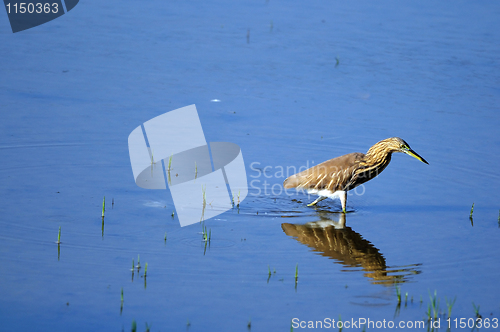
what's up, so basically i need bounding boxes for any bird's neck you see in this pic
[362,148,392,170]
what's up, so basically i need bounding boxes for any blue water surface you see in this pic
[0,0,499,331]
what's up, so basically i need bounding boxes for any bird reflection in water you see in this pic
[281,212,421,285]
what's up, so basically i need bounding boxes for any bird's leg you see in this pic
[339,191,347,213]
[307,196,327,207]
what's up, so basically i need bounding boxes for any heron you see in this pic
[283,137,428,212]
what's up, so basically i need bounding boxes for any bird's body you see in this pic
[283,137,428,212]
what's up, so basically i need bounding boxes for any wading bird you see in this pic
[283,137,428,212]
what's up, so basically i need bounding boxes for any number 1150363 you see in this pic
[447,317,498,329]
[5,2,59,14]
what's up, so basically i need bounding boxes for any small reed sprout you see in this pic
[167,154,172,172]
[395,285,401,304]
[202,185,206,206]
[56,226,61,244]
[338,315,343,332]
[164,232,167,241]
[445,296,457,317]
[470,203,474,218]
[167,154,173,185]
[268,265,271,277]
[131,320,136,332]
[472,302,481,318]
[102,196,105,218]
[295,263,298,284]
[429,290,439,320]
[144,263,148,277]
[131,259,134,271]
[200,185,207,221]
[121,288,124,303]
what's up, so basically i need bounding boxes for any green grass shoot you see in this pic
[429,290,439,320]
[295,263,298,283]
[395,285,401,303]
[200,185,207,222]
[102,196,105,218]
[445,296,457,317]
[202,185,206,206]
[472,302,481,318]
[164,232,167,241]
[338,315,343,332]
[268,265,271,277]
[144,262,148,277]
[57,226,61,244]
[470,202,474,218]
[168,154,172,171]
[132,259,134,271]
[150,148,155,164]
[121,288,123,303]
[426,304,432,321]
[131,320,136,332]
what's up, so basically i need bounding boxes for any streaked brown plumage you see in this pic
[283,137,428,212]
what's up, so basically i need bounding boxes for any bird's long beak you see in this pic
[404,148,429,165]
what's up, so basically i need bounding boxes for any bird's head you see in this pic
[387,137,429,164]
